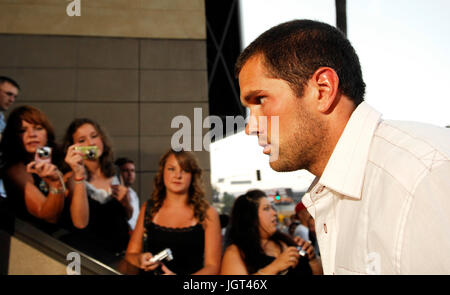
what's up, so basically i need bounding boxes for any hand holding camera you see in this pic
[294,237,315,260]
[74,146,98,160]
[65,144,98,179]
[27,147,63,187]
[148,248,173,263]
[139,249,174,272]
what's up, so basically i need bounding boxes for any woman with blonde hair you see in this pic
[125,149,221,275]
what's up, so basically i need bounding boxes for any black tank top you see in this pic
[255,252,312,276]
[142,203,205,275]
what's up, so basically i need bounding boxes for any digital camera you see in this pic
[297,246,307,257]
[35,146,52,163]
[149,248,174,263]
[74,146,98,160]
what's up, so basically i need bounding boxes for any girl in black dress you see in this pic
[221,189,323,275]
[124,149,221,275]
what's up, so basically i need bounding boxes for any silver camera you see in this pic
[35,146,52,163]
[149,248,173,263]
[297,246,307,257]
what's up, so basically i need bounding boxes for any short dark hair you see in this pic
[235,19,365,106]
[114,157,134,167]
[0,76,20,90]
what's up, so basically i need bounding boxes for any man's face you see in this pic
[0,82,19,111]
[239,55,325,173]
[120,162,136,187]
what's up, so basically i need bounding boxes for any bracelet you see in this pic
[49,171,66,195]
[73,175,85,183]
[49,186,66,195]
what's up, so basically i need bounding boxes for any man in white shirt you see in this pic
[236,19,450,274]
[115,157,140,231]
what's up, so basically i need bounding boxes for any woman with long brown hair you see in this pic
[61,118,131,263]
[125,149,222,275]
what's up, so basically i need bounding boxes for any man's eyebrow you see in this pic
[242,90,264,104]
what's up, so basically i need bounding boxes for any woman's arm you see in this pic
[64,145,89,229]
[220,244,250,275]
[6,162,65,223]
[308,257,323,275]
[221,243,300,275]
[125,203,145,267]
[294,237,323,275]
[192,206,222,275]
[125,202,160,272]
[65,171,89,229]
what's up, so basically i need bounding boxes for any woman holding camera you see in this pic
[61,118,131,263]
[124,149,222,275]
[0,106,66,233]
[220,189,323,275]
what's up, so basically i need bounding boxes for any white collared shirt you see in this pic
[302,102,450,274]
[127,187,140,230]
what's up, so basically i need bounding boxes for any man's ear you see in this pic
[311,67,339,113]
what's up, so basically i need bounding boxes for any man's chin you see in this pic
[268,158,298,172]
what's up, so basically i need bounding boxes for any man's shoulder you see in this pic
[367,119,450,192]
[373,119,450,163]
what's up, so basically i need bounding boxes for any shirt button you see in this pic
[316,186,325,194]
[324,223,328,234]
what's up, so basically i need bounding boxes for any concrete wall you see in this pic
[0,0,211,203]
[0,0,205,39]
[8,236,67,275]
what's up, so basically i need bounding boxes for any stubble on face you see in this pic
[239,54,329,176]
[269,89,328,174]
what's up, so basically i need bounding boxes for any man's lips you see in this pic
[263,144,271,155]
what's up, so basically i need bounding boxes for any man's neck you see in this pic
[310,97,356,177]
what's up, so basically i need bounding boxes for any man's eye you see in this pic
[259,97,267,104]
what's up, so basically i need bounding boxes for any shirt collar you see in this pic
[317,102,382,199]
